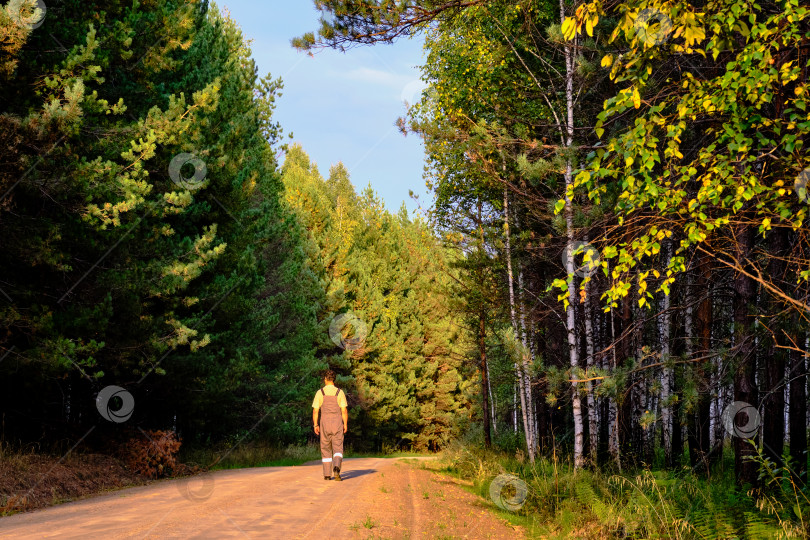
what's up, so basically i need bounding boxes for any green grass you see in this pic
[428,441,810,539]
[350,514,378,531]
[362,514,377,529]
[180,443,322,470]
[347,450,429,459]
[181,443,432,471]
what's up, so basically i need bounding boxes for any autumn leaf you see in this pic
[561,17,577,41]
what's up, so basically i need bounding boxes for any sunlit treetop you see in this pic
[291,0,487,52]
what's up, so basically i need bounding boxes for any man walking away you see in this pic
[312,370,348,480]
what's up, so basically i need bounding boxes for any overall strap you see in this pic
[322,387,339,398]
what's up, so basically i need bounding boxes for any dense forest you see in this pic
[293,0,810,536]
[0,0,468,454]
[3,0,810,536]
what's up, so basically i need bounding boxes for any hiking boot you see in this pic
[333,468,342,481]
[324,476,331,480]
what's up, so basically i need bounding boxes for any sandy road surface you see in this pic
[0,457,523,539]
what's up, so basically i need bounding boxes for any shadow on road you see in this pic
[338,468,376,481]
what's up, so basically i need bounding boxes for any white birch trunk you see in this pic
[659,241,673,466]
[565,202,584,470]
[561,0,583,468]
[684,271,695,450]
[584,245,598,463]
[504,187,536,461]
[515,212,538,456]
[517,267,538,455]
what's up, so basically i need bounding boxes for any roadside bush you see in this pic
[123,430,182,479]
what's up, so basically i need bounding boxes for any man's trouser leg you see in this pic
[332,429,344,471]
[320,432,334,476]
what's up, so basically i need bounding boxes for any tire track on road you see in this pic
[407,467,423,539]
[299,458,383,539]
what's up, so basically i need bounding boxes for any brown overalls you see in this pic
[318,387,344,477]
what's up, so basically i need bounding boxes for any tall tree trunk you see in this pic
[477,199,492,449]
[560,0,584,470]
[609,303,621,468]
[789,338,807,483]
[659,241,673,467]
[678,269,696,465]
[671,367,684,465]
[711,349,724,449]
[503,186,535,461]
[584,272,598,463]
[480,308,492,449]
[564,200,584,469]
[537,374,549,454]
[517,267,538,455]
[763,229,787,465]
[633,300,650,464]
[618,297,634,467]
[789,281,807,484]
[593,306,607,462]
[487,360,497,435]
[690,251,712,470]
[733,225,758,486]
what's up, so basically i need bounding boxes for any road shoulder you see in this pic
[331,458,526,539]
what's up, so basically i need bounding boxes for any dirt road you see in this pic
[0,457,523,539]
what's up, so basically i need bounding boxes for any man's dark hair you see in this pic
[323,369,336,383]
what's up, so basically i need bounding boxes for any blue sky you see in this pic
[219,1,430,215]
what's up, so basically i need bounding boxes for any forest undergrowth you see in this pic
[437,440,810,539]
